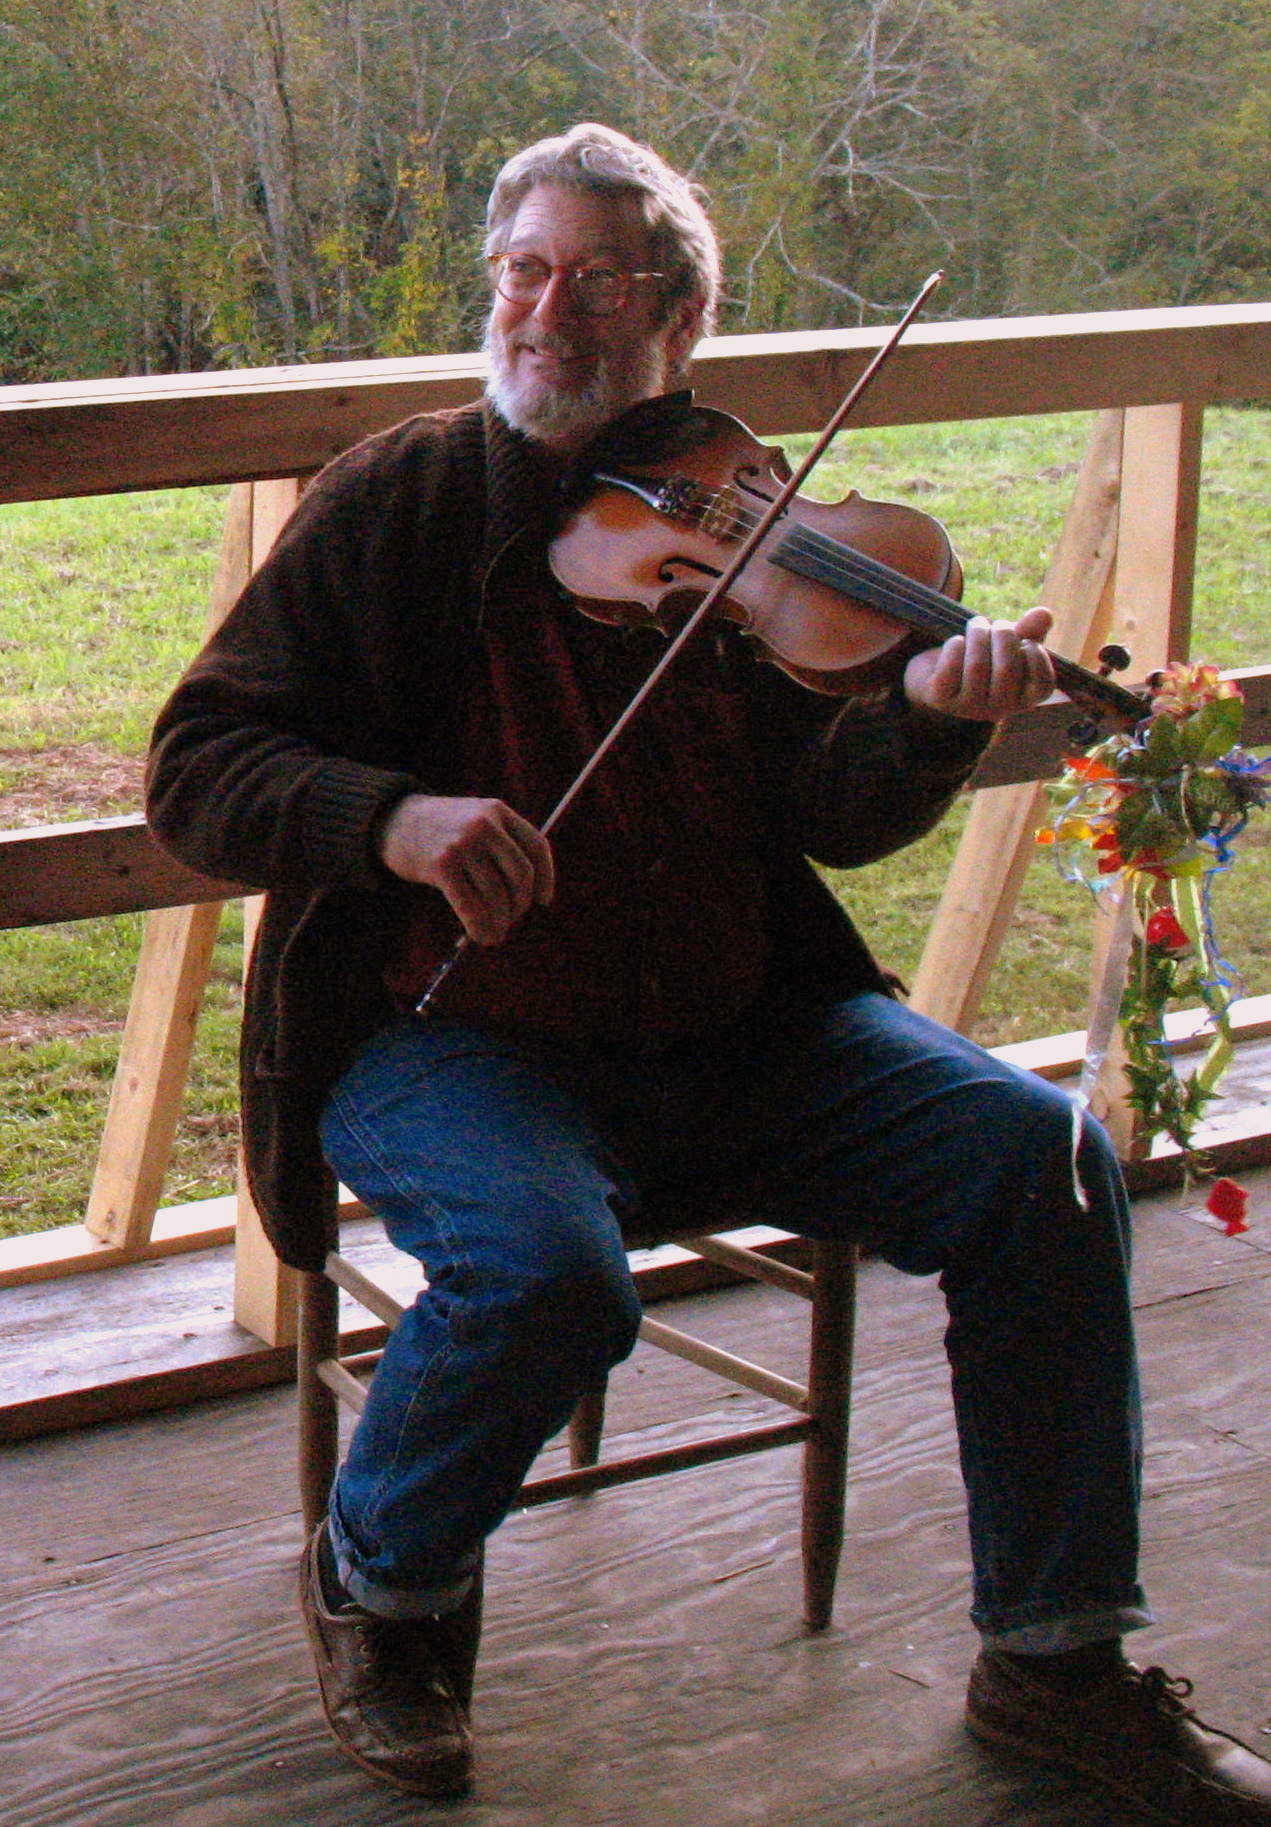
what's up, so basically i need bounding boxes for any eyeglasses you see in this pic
[488,252,666,318]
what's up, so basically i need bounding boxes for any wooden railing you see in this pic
[5,303,1269,500]
[2,302,1269,1356]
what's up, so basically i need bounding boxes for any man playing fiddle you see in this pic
[146,123,1271,1822]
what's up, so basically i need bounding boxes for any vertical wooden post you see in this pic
[1106,402,1202,667]
[231,479,303,1346]
[247,474,303,568]
[85,483,254,1246]
[1083,402,1204,1153]
[908,410,1125,1032]
[231,888,301,1346]
[88,475,306,1348]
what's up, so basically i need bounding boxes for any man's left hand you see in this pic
[902,607,1055,723]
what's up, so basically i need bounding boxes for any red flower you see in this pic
[1149,661,1242,720]
[1145,908,1191,952]
[1065,753,1119,782]
[1206,1177,1249,1236]
[1092,829,1125,872]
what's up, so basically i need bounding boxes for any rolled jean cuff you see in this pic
[328,1513,479,1621]
[979,1603,1155,1656]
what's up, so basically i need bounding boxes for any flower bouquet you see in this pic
[1038,662,1269,1232]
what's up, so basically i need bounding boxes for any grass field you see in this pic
[0,407,1267,1235]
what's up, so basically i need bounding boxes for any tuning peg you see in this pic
[1066,714,1102,748]
[1096,643,1132,676]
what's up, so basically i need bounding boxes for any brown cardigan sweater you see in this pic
[146,395,990,1269]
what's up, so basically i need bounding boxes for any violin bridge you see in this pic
[696,482,745,544]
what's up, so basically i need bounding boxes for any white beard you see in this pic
[483,315,670,446]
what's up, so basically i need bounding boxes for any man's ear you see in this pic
[663,295,706,380]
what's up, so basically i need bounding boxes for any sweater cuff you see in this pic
[889,686,995,785]
[295,758,422,893]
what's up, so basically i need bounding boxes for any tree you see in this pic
[952,0,1271,313]
[0,0,1265,379]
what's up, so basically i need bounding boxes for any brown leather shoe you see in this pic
[298,1522,481,1796]
[967,1649,1271,1825]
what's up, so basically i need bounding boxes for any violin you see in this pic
[550,404,1145,730]
[415,278,1141,1016]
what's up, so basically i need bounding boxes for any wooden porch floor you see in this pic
[2,1169,1268,1827]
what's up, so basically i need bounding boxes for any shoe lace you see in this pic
[1136,1666,1197,1719]
[354,1614,389,1667]
[353,1613,454,1701]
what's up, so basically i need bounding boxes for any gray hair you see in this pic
[484,123,721,336]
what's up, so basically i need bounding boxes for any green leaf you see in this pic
[1193,696,1244,760]
[1145,714,1183,767]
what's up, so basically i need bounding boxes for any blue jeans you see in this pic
[318,991,1151,1650]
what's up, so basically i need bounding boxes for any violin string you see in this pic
[781,524,971,639]
[686,477,1133,714]
[692,483,970,642]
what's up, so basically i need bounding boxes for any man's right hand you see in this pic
[377,794,555,946]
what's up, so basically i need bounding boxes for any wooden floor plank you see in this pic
[1,1173,1267,1826]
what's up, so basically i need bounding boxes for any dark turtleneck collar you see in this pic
[479,389,718,554]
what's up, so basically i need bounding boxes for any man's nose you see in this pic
[531,269,582,327]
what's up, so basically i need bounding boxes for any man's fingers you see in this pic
[1013,604,1054,644]
[903,609,1057,722]
[450,809,555,945]
[1020,634,1056,703]
[377,795,554,944]
[434,805,554,945]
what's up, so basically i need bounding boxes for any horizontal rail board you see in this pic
[0,817,244,929]
[971,665,1271,787]
[2,304,1267,503]
[0,666,1263,929]
[694,304,1271,440]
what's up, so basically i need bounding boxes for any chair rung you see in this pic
[637,1314,809,1411]
[517,1416,811,1507]
[324,1251,407,1329]
[338,1348,385,1375]
[680,1235,814,1299]
[317,1356,369,1413]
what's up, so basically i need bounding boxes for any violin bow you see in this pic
[415,270,946,1014]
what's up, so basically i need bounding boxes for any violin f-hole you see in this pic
[735,463,783,509]
[657,555,722,587]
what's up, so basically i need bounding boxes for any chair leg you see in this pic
[801,1240,857,1632]
[297,1269,341,1534]
[568,1379,608,1468]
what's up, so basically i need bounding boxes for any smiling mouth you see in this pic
[518,339,588,363]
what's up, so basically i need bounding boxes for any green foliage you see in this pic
[368,157,464,357]
[1119,927,1218,1158]
[1,0,1267,379]
[952,0,1271,312]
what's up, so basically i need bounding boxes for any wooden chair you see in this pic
[297,1188,858,1631]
